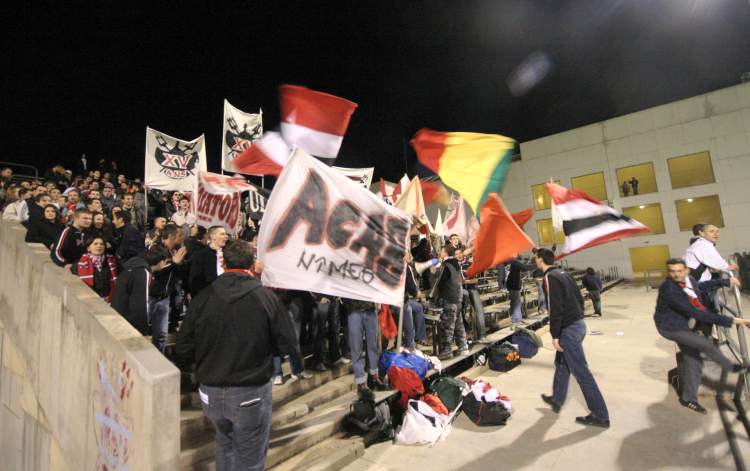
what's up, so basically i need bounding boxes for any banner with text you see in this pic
[246,185,270,221]
[196,172,257,235]
[145,127,207,192]
[333,166,374,189]
[258,149,412,305]
[222,100,263,173]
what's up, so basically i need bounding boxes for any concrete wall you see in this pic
[0,221,180,470]
[505,82,750,277]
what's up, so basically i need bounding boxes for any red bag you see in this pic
[387,366,425,409]
[421,393,449,416]
[379,304,397,340]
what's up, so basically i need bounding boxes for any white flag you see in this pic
[195,172,257,235]
[333,166,375,189]
[145,127,207,192]
[258,148,412,305]
[222,100,263,173]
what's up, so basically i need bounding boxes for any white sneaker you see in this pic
[291,371,313,381]
[336,356,352,365]
[272,376,283,386]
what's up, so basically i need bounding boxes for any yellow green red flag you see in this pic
[411,128,516,220]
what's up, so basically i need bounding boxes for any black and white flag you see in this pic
[145,127,207,192]
[222,100,263,173]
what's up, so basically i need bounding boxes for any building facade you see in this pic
[502,82,750,278]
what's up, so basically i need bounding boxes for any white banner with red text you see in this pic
[258,148,412,306]
[195,172,258,235]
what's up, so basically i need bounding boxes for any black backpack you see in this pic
[488,342,521,372]
[342,389,392,436]
[462,393,511,426]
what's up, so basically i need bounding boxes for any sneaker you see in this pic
[678,399,707,414]
[541,394,561,413]
[438,350,453,361]
[272,376,283,386]
[335,356,352,365]
[292,371,313,381]
[368,375,388,391]
[314,362,328,372]
[575,414,610,428]
[458,347,470,355]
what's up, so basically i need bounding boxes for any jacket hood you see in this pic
[212,272,262,303]
[123,256,149,271]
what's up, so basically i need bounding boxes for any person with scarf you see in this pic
[654,258,748,414]
[71,236,119,303]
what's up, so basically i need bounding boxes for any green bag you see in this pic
[428,375,466,412]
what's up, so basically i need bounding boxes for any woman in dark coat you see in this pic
[25,204,64,249]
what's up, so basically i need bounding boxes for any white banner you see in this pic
[259,149,412,305]
[145,127,207,192]
[332,166,374,189]
[222,100,263,173]
[195,172,257,235]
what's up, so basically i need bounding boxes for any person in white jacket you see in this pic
[684,224,737,282]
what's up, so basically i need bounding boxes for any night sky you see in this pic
[4,1,750,182]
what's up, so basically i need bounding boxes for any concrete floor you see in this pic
[343,282,750,471]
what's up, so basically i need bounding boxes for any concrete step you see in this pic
[269,435,365,471]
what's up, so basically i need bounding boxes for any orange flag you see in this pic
[465,194,535,278]
[512,208,533,228]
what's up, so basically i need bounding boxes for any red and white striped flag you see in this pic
[546,182,648,258]
[233,85,358,176]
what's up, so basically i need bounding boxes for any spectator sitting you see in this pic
[112,210,144,263]
[25,204,64,249]
[51,208,93,267]
[71,236,119,303]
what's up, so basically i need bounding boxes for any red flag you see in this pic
[465,194,535,278]
[421,179,451,206]
[379,304,398,340]
[512,208,533,228]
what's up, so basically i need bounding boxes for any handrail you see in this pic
[0,161,39,180]
[713,261,749,401]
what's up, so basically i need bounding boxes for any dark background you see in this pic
[3,1,750,181]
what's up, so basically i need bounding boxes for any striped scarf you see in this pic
[76,254,118,303]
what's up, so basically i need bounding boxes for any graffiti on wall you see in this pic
[92,353,134,470]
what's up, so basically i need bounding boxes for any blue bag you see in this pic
[378,351,431,379]
[512,331,539,358]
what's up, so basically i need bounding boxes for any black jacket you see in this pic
[175,272,299,387]
[435,258,463,304]
[50,226,89,266]
[189,246,220,296]
[653,277,733,332]
[114,224,144,262]
[111,257,151,335]
[404,264,419,302]
[543,267,585,339]
[507,259,534,291]
[582,274,603,292]
[25,219,64,248]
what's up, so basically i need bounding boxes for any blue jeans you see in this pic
[552,320,609,420]
[199,382,272,471]
[509,290,522,323]
[407,300,426,344]
[148,297,170,352]
[348,309,379,385]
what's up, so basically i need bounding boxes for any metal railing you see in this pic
[0,161,39,180]
[714,267,750,402]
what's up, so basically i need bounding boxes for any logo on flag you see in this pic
[333,166,374,189]
[258,149,411,306]
[145,128,207,192]
[222,100,263,173]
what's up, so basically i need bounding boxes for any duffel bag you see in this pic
[512,330,539,358]
[488,342,521,372]
[426,375,466,412]
[462,393,511,426]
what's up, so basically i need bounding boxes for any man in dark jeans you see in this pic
[176,240,299,470]
[536,248,610,428]
[582,267,603,316]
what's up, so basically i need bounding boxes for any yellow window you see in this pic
[531,180,560,211]
[536,218,566,246]
[571,172,608,201]
[667,151,715,189]
[622,203,665,235]
[675,195,724,232]
[629,245,671,279]
[616,162,657,197]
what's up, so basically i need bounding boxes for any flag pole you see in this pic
[395,301,405,352]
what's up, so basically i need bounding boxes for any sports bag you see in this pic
[379,351,431,379]
[462,393,511,426]
[342,388,392,435]
[488,342,521,372]
[512,329,540,358]
[427,375,466,412]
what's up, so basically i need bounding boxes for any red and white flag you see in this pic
[233,85,358,176]
[546,182,648,258]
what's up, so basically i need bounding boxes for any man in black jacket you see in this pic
[112,211,144,263]
[582,267,603,316]
[50,208,92,266]
[111,245,171,336]
[432,244,468,359]
[175,240,298,470]
[188,225,228,296]
[148,225,187,352]
[536,248,610,428]
[654,258,748,413]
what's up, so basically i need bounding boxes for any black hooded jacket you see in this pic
[175,272,299,387]
[111,257,151,335]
